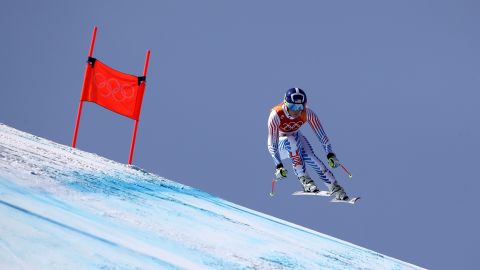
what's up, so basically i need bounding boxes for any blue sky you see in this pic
[1,1,479,269]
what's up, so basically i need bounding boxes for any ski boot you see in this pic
[329,182,349,200]
[298,175,319,192]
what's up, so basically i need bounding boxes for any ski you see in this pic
[292,190,332,197]
[330,197,360,204]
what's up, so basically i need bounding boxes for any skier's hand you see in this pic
[327,153,340,168]
[275,164,288,180]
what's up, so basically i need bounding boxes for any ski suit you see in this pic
[267,102,337,186]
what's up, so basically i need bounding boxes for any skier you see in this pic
[267,87,349,200]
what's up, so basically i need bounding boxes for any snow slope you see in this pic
[0,124,425,270]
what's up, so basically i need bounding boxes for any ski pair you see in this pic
[292,190,360,204]
[270,179,360,204]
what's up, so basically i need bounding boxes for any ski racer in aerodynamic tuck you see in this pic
[267,87,350,201]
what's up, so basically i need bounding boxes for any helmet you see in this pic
[284,87,307,105]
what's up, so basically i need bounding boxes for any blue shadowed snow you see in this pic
[0,124,426,270]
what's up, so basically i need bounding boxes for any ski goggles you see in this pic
[285,101,304,112]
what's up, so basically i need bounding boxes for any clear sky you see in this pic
[1,1,479,269]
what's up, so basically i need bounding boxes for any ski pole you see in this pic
[340,164,353,178]
[269,177,276,197]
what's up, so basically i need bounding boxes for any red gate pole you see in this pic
[72,26,98,148]
[128,50,150,165]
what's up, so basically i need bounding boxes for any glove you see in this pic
[274,164,288,180]
[327,152,340,168]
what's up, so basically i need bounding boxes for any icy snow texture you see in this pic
[0,124,425,270]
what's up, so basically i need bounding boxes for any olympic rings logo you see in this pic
[93,73,136,102]
[281,121,304,131]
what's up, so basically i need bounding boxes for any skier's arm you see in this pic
[267,110,283,167]
[307,108,334,154]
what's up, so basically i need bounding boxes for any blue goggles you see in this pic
[285,101,304,112]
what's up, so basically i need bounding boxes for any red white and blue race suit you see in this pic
[267,102,337,186]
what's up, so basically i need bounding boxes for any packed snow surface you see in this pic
[0,124,425,269]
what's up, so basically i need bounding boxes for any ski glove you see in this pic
[327,152,340,168]
[275,164,288,180]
